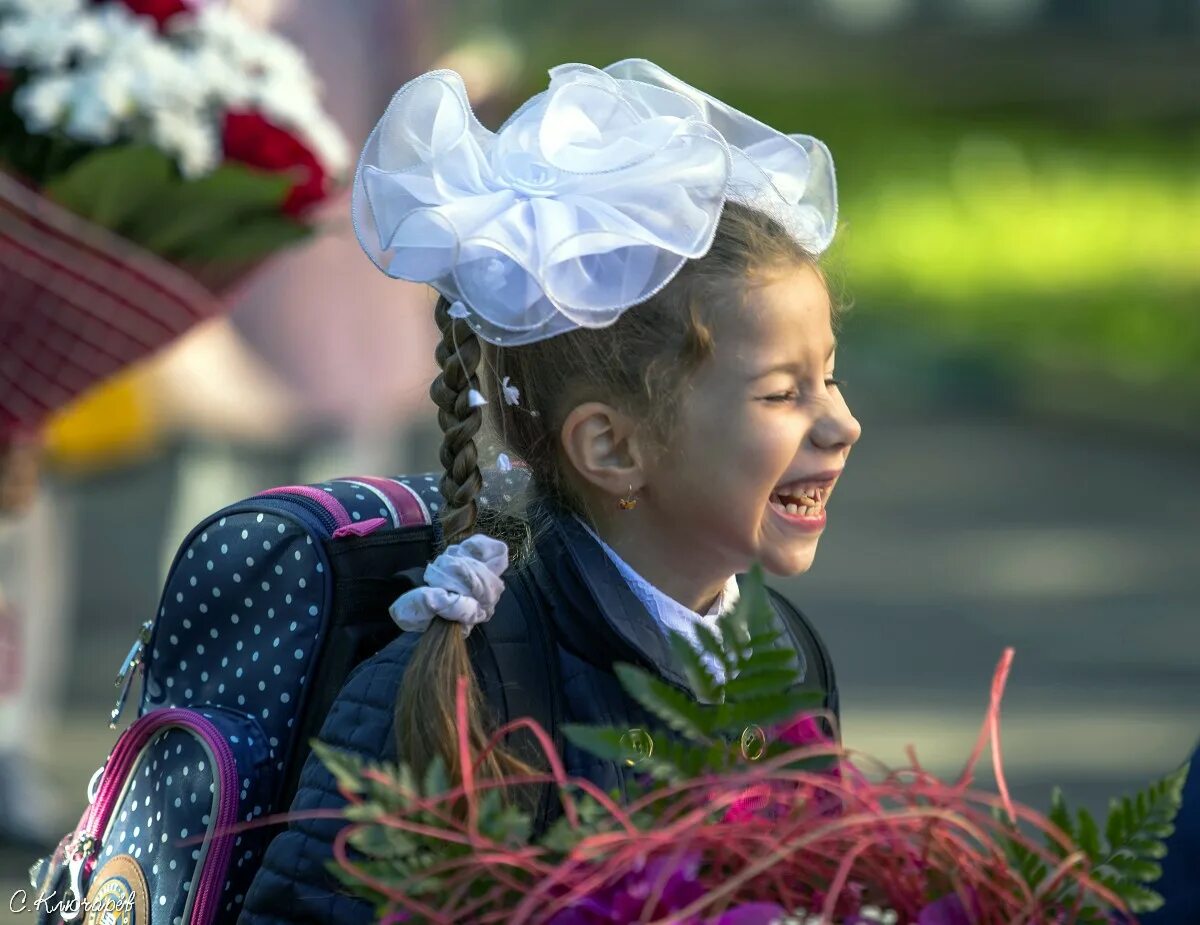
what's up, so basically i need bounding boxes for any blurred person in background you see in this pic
[223,0,520,467]
[0,434,68,851]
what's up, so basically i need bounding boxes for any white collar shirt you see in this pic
[572,514,739,686]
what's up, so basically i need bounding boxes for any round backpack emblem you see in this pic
[84,854,150,925]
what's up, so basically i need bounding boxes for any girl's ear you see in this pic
[559,400,648,498]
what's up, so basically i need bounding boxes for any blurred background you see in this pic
[1,0,1198,916]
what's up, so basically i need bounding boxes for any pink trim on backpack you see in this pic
[65,708,238,925]
[355,476,432,526]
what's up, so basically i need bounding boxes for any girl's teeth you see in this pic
[772,489,828,518]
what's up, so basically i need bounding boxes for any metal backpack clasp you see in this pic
[110,619,153,729]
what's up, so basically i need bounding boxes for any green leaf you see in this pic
[310,740,368,795]
[1077,807,1102,861]
[995,823,1050,891]
[481,800,534,848]
[43,145,177,233]
[634,734,729,782]
[691,620,732,677]
[346,823,418,859]
[343,803,387,823]
[712,689,824,733]
[667,631,722,703]
[1122,883,1167,914]
[743,629,787,651]
[612,662,715,739]
[1127,836,1168,860]
[1042,761,1189,913]
[1047,786,1073,854]
[538,814,582,854]
[561,724,635,765]
[423,755,450,797]
[179,212,310,264]
[127,162,292,257]
[731,647,802,679]
[723,667,804,700]
[1119,859,1163,883]
[729,564,775,641]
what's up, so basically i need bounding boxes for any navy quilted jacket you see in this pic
[237,500,838,924]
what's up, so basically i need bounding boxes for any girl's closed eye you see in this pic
[762,379,846,404]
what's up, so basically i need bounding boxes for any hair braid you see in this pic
[430,295,484,547]
[394,296,540,794]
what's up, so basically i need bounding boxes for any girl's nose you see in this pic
[811,398,862,451]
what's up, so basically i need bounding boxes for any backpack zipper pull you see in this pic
[61,832,97,921]
[110,620,153,729]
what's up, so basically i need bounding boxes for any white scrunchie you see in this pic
[388,533,509,638]
[352,58,837,348]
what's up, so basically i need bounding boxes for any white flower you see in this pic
[496,453,513,473]
[1,0,349,184]
[0,0,81,13]
[148,105,218,178]
[13,73,71,131]
[501,376,520,406]
[182,43,252,108]
[63,81,122,143]
[0,11,95,69]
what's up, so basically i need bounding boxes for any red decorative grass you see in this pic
[279,648,1130,924]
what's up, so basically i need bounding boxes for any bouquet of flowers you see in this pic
[0,0,350,434]
[310,566,1187,925]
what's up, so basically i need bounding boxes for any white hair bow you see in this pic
[352,58,837,348]
[388,534,509,637]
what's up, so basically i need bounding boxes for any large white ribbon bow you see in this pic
[352,58,837,348]
[388,533,509,637]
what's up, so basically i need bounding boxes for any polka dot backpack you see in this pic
[29,467,531,925]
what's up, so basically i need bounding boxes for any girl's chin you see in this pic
[760,541,819,578]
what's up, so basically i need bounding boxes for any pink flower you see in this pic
[773,712,832,747]
[722,783,778,824]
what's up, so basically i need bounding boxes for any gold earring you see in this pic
[618,485,638,510]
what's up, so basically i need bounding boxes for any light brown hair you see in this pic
[393,201,837,784]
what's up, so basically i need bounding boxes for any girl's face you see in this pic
[642,263,862,586]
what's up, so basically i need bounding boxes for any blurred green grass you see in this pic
[501,7,1200,405]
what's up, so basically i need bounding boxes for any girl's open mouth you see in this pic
[769,485,826,518]
[769,482,831,530]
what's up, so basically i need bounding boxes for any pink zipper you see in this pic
[332,517,388,538]
[70,708,239,925]
[258,485,352,530]
[352,476,432,526]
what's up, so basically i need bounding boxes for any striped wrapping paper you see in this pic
[0,170,224,437]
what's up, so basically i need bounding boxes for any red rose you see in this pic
[99,0,195,29]
[221,110,329,217]
[0,70,13,96]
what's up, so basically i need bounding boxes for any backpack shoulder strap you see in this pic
[765,586,841,728]
[473,560,562,835]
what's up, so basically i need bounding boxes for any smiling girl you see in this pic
[239,59,861,924]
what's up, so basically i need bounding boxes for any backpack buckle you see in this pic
[109,620,153,729]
